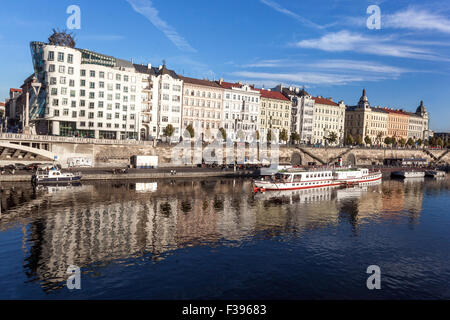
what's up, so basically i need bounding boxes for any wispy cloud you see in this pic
[244,58,410,74]
[385,7,450,34]
[230,71,390,86]
[294,30,450,61]
[126,0,196,53]
[259,0,326,30]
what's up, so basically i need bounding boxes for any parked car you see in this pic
[14,163,27,170]
[37,163,55,170]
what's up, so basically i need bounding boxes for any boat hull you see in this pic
[31,176,82,184]
[254,173,382,191]
[391,171,425,179]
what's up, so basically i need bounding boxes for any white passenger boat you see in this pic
[425,170,446,178]
[253,167,382,192]
[391,171,425,179]
[31,168,82,184]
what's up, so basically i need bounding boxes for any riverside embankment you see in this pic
[0,167,257,182]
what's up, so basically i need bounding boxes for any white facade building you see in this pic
[135,64,183,141]
[30,42,146,139]
[218,80,260,142]
[312,96,346,145]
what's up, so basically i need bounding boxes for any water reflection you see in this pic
[0,177,448,293]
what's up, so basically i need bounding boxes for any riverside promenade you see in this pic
[0,166,257,182]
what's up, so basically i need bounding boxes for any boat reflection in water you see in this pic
[0,176,446,296]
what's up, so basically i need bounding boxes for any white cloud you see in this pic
[243,58,410,74]
[385,7,450,34]
[310,59,410,74]
[126,0,196,53]
[294,30,449,61]
[230,71,389,86]
[259,0,325,30]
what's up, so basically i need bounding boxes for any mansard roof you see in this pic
[179,76,222,88]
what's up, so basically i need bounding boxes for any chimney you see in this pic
[147,63,152,69]
[219,78,224,84]
[158,65,162,70]
[289,86,294,91]
[328,97,333,101]
[268,89,271,91]
[295,87,300,94]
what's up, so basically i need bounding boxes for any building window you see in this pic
[81,69,86,77]
[59,66,65,73]
[57,52,64,62]
[48,51,54,61]
[49,64,55,72]
[90,70,95,77]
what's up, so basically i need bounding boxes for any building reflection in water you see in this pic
[0,176,443,292]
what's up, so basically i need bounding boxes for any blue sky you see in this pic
[0,0,449,131]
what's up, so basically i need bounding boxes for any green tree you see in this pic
[355,134,363,146]
[280,129,289,143]
[218,127,226,140]
[326,132,338,145]
[346,134,354,146]
[391,136,397,146]
[163,124,175,143]
[407,137,415,148]
[364,135,372,146]
[291,132,300,144]
[185,124,194,139]
[399,137,406,147]
[437,137,444,147]
[267,129,272,143]
[384,136,392,146]
[376,132,383,145]
[417,138,423,147]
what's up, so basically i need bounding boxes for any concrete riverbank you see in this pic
[0,168,256,182]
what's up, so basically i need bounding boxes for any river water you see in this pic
[0,177,449,299]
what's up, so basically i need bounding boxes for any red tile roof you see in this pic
[381,108,409,116]
[10,88,22,93]
[312,96,338,106]
[216,81,242,89]
[0,102,5,106]
[179,76,222,88]
[256,89,290,101]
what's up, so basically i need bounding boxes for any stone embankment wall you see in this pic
[50,141,450,167]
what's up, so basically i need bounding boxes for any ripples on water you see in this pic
[0,177,449,299]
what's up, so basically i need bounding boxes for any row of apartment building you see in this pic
[2,40,430,145]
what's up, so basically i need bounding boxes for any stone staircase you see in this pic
[296,146,326,165]
[328,148,352,164]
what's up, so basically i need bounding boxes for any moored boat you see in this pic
[31,168,82,184]
[425,170,446,178]
[253,167,382,192]
[391,171,425,179]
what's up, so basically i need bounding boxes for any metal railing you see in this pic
[0,133,154,146]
